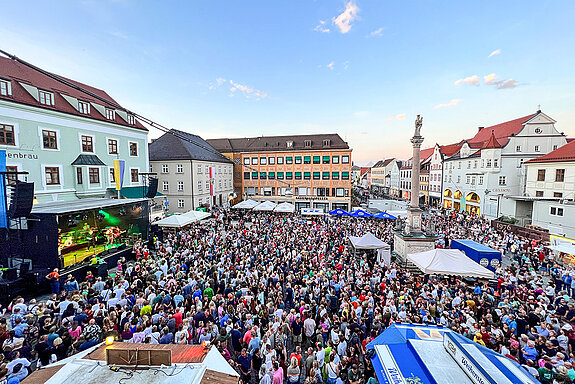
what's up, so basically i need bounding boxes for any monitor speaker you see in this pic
[8,182,34,218]
[4,268,17,281]
[145,179,158,198]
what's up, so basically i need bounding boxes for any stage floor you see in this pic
[62,243,124,268]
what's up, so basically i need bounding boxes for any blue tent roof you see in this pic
[373,211,397,220]
[349,209,373,218]
[329,208,349,216]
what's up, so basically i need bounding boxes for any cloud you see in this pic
[332,1,360,34]
[385,118,393,123]
[434,99,464,109]
[216,77,226,86]
[108,30,128,40]
[229,80,269,99]
[368,27,384,37]
[483,73,498,85]
[497,79,518,89]
[343,61,349,70]
[488,49,501,58]
[454,75,480,86]
[395,114,406,120]
[327,61,335,70]
[314,20,330,33]
[483,73,519,89]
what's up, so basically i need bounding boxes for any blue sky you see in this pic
[2,0,574,163]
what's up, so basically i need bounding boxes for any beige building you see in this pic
[149,130,234,213]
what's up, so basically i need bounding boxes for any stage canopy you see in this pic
[367,324,537,384]
[232,199,259,209]
[274,202,295,213]
[349,209,373,218]
[329,208,349,216]
[349,233,391,266]
[182,210,211,222]
[154,214,194,228]
[373,211,397,220]
[407,249,494,279]
[253,201,277,211]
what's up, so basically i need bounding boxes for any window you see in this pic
[286,157,293,164]
[178,181,184,191]
[277,172,284,179]
[295,172,302,180]
[467,161,471,169]
[516,145,521,152]
[243,172,250,180]
[76,168,83,184]
[127,114,136,125]
[252,157,258,165]
[108,139,118,154]
[479,176,483,185]
[81,135,93,152]
[5,166,17,186]
[105,108,115,120]
[78,101,90,114]
[336,188,345,197]
[286,172,293,180]
[498,176,506,185]
[277,157,283,165]
[205,180,210,189]
[178,200,185,209]
[197,165,202,174]
[466,176,470,184]
[0,124,15,146]
[550,207,564,216]
[45,167,60,185]
[332,156,339,164]
[535,191,543,197]
[38,90,54,105]
[474,161,477,169]
[268,157,275,165]
[268,172,275,179]
[312,172,320,180]
[313,156,320,164]
[295,156,302,164]
[129,142,138,156]
[342,155,350,164]
[260,172,267,180]
[88,168,100,184]
[332,172,340,180]
[458,162,461,169]
[197,181,202,191]
[42,130,57,149]
[494,159,498,167]
[304,172,311,180]
[109,168,115,183]
[131,169,139,183]
[304,156,311,164]
[341,172,350,180]
[537,169,546,181]
[556,169,565,182]
[457,176,461,183]
[304,140,312,148]
[553,145,558,151]
[252,172,258,180]
[534,145,540,152]
[323,139,331,147]
[0,79,11,96]
[260,157,267,165]
[176,164,183,173]
[554,192,563,198]
[162,164,169,173]
[322,172,330,180]
[243,158,250,165]
[486,159,492,167]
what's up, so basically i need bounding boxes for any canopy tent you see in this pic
[154,214,194,228]
[329,208,350,216]
[273,202,295,213]
[182,210,211,222]
[407,249,494,279]
[253,201,277,211]
[373,211,397,220]
[366,324,537,384]
[549,243,575,256]
[349,209,373,218]
[349,232,391,266]
[232,199,259,209]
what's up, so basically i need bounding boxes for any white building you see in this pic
[399,148,433,203]
[442,111,567,219]
[389,159,402,198]
[149,129,234,213]
[371,158,395,196]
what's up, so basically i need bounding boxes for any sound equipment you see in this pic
[19,262,30,275]
[4,268,17,281]
[145,179,158,198]
[8,182,34,218]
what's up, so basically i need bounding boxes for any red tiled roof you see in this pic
[483,130,503,149]
[468,114,534,147]
[525,140,575,163]
[567,138,574,143]
[440,142,464,157]
[0,56,147,131]
[420,147,434,162]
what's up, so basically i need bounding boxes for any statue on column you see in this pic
[414,115,423,137]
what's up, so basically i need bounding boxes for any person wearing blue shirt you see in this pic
[522,340,538,362]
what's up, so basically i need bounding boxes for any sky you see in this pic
[2,0,575,164]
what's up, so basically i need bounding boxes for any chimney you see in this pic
[478,126,484,132]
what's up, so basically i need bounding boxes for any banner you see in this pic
[0,150,6,228]
[113,159,125,191]
[209,166,214,196]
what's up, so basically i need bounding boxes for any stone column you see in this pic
[410,136,424,209]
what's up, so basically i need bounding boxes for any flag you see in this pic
[113,159,125,191]
[0,150,6,228]
[209,166,214,196]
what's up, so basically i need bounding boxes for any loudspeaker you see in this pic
[5,268,17,281]
[8,182,34,218]
[145,179,158,198]
[19,262,30,275]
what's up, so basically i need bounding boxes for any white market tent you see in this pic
[407,249,494,279]
[349,232,392,266]
[182,210,211,222]
[274,202,295,213]
[232,199,259,209]
[253,201,277,211]
[154,214,195,228]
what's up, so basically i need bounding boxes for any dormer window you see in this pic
[323,139,331,147]
[127,114,136,125]
[0,79,11,96]
[286,140,293,148]
[38,90,54,105]
[105,108,115,120]
[78,101,90,114]
[304,140,312,148]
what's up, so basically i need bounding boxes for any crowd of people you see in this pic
[0,208,574,384]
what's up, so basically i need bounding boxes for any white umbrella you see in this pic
[407,249,494,279]
[253,201,277,211]
[182,210,211,222]
[232,199,259,209]
[273,202,295,213]
[154,214,194,228]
